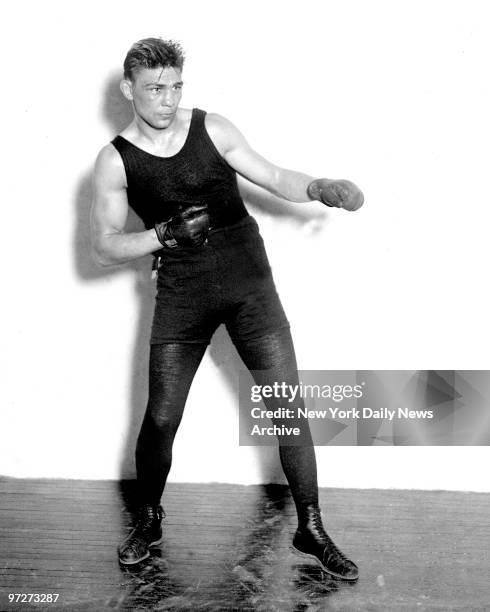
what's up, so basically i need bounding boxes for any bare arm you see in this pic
[205,113,316,202]
[90,144,162,266]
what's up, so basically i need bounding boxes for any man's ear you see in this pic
[120,79,134,101]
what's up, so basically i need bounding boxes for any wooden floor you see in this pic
[0,479,489,611]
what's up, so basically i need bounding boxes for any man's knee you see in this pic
[145,401,183,434]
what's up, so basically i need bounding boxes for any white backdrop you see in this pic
[1,0,489,491]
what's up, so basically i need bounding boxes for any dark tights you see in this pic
[136,328,318,516]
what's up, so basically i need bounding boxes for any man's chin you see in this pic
[155,114,175,127]
[142,114,175,130]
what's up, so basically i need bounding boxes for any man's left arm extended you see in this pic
[205,113,364,211]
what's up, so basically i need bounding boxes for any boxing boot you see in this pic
[118,504,164,565]
[292,504,359,581]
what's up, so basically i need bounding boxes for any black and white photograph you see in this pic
[1,1,489,610]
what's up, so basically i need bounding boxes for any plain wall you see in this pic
[1,0,489,491]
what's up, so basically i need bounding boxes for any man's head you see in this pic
[121,38,185,130]
[123,38,185,82]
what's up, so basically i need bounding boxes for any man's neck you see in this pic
[120,107,193,157]
[132,111,182,146]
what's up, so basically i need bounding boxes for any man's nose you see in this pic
[163,89,174,106]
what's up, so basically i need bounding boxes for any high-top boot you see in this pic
[118,504,164,565]
[292,504,359,581]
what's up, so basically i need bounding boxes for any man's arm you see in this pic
[90,144,161,266]
[205,113,313,202]
[205,113,364,210]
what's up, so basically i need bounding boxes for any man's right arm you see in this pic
[90,144,162,266]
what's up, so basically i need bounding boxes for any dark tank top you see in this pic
[111,108,248,229]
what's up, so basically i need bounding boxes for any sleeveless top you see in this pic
[111,108,249,229]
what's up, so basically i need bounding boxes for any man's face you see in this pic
[124,66,183,130]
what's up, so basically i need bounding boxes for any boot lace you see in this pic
[310,510,348,562]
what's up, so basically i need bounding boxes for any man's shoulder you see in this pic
[204,111,234,132]
[93,142,126,186]
[95,142,124,168]
[203,112,243,153]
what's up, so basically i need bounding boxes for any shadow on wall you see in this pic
[73,70,137,282]
[74,69,329,490]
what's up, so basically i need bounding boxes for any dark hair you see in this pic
[123,38,185,80]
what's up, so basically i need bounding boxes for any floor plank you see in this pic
[0,478,489,610]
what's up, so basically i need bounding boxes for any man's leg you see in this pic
[233,328,358,580]
[118,342,207,565]
[233,329,318,510]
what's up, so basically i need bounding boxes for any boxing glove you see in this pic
[155,204,210,249]
[307,178,364,211]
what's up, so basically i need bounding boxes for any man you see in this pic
[91,38,363,580]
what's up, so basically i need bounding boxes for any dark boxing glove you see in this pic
[307,178,364,211]
[155,204,210,249]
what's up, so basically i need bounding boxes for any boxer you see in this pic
[91,37,363,580]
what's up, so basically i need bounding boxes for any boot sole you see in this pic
[118,535,164,566]
[290,545,359,581]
